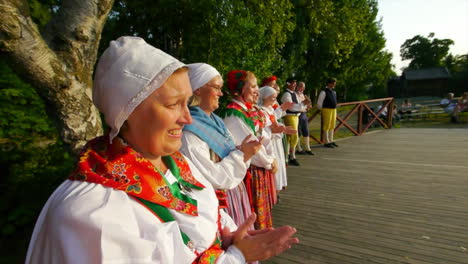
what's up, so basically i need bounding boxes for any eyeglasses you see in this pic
[205,83,223,92]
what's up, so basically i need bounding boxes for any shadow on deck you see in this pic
[265,128,468,264]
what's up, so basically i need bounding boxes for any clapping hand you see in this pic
[222,213,299,262]
[270,122,286,134]
[238,135,263,162]
[284,126,297,135]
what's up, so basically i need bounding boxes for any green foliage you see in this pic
[102,0,295,79]
[0,61,73,259]
[446,54,468,95]
[27,0,61,28]
[400,33,454,69]
[280,0,394,101]
[99,0,393,103]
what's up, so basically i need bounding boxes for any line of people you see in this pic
[26,36,299,264]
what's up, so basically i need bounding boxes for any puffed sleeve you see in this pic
[25,180,196,264]
[224,115,274,169]
[180,131,249,190]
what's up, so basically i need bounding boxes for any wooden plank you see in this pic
[264,128,468,264]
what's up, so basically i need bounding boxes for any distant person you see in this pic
[295,81,314,155]
[391,104,400,124]
[280,78,307,165]
[451,92,468,123]
[399,99,413,119]
[317,78,338,148]
[377,101,388,119]
[440,93,459,123]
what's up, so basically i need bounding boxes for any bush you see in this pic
[0,61,73,262]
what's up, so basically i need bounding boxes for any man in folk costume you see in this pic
[295,81,314,155]
[317,78,339,148]
[222,70,278,230]
[181,63,261,228]
[25,37,298,264]
[280,78,308,166]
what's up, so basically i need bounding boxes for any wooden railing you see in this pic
[307,97,395,144]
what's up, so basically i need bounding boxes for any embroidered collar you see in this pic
[69,136,205,216]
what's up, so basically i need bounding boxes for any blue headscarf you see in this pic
[184,106,236,159]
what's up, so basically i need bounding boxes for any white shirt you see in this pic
[440,98,457,111]
[280,89,306,113]
[316,91,325,109]
[26,157,244,264]
[377,105,388,116]
[180,130,250,190]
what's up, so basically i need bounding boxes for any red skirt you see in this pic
[244,165,275,229]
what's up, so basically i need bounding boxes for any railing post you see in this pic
[387,99,394,128]
[358,103,363,135]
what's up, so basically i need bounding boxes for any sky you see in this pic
[377,0,468,74]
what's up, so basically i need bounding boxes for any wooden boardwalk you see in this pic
[265,128,468,264]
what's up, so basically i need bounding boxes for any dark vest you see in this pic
[284,90,300,114]
[322,88,337,109]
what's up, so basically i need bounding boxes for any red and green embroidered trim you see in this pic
[223,102,256,133]
[69,136,205,216]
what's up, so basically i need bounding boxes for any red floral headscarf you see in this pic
[261,75,277,87]
[226,70,248,96]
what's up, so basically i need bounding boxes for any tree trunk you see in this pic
[0,0,115,153]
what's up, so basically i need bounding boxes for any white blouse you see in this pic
[180,130,250,190]
[25,157,244,264]
[223,100,275,169]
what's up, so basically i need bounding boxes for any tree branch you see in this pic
[44,0,115,84]
[0,0,115,153]
[0,0,63,95]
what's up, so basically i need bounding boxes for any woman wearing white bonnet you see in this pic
[258,86,293,194]
[181,63,260,228]
[25,37,298,264]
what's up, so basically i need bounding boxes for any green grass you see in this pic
[307,109,468,145]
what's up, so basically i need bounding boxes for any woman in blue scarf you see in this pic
[181,63,261,227]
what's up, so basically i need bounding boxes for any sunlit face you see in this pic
[262,93,278,107]
[195,75,223,114]
[273,84,280,93]
[288,81,297,91]
[122,69,192,159]
[297,83,305,93]
[241,77,259,104]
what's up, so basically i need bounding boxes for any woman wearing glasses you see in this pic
[181,63,261,228]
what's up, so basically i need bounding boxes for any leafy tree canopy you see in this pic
[400,33,454,69]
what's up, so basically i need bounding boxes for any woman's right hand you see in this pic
[232,213,299,262]
[271,159,278,174]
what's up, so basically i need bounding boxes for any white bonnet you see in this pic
[258,86,277,106]
[187,63,221,91]
[93,36,185,142]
